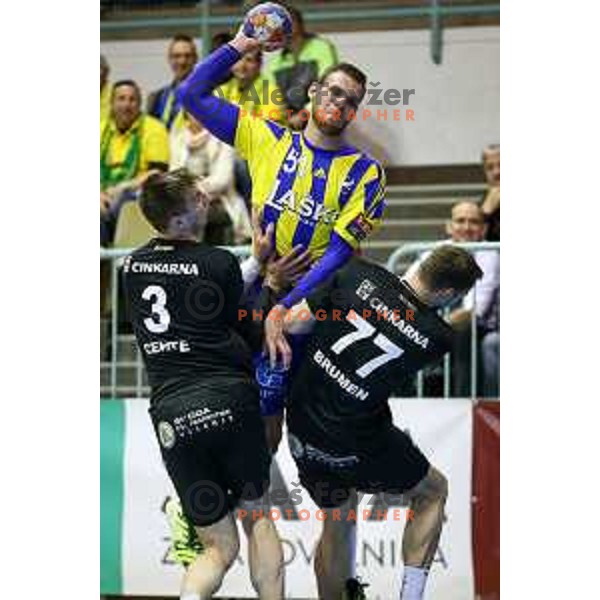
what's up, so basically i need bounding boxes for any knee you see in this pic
[213,530,240,572]
[225,533,241,568]
[258,545,285,583]
[481,331,500,356]
[426,467,449,503]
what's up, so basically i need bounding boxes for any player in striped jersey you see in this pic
[178,29,386,312]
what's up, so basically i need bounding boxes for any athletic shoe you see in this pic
[344,576,370,600]
[165,496,203,567]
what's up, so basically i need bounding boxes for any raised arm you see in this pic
[177,33,260,145]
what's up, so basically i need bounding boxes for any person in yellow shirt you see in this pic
[100,55,111,122]
[218,48,285,123]
[178,35,386,312]
[264,4,339,130]
[100,80,169,245]
[217,48,286,209]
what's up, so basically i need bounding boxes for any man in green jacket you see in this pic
[265,3,339,130]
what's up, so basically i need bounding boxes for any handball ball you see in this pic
[242,2,293,52]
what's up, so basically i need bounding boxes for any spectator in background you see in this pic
[209,32,235,87]
[169,111,252,245]
[212,31,233,52]
[147,35,198,131]
[218,48,285,209]
[265,3,339,130]
[219,48,285,122]
[406,201,500,397]
[100,55,111,122]
[100,80,170,246]
[481,143,500,241]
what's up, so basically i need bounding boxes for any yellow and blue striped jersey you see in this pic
[234,112,386,259]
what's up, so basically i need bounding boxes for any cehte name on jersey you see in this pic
[143,339,191,355]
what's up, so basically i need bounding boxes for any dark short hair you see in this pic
[139,169,199,233]
[418,245,483,293]
[318,63,368,102]
[276,2,304,30]
[211,31,233,51]
[112,79,142,103]
[169,34,198,55]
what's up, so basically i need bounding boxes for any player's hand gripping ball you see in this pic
[242,2,292,52]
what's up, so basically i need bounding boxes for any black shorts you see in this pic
[287,426,430,509]
[150,378,271,526]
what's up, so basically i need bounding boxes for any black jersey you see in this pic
[123,238,259,403]
[288,257,454,453]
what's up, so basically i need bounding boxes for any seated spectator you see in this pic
[218,48,285,122]
[169,111,252,245]
[211,31,233,53]
[217,48,285,209]
[481,143,500,241]
[406,201,500,397]
[212,31,233,51]
[100,55,111,123]
[265,3,339,130]
[100,80,169,246]
[147,35,198,131]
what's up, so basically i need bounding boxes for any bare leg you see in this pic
[239,496,284,600]
[314,490,358,600]
[402,467,448,568]
[181,512,240,599]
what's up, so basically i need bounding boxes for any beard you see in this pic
[311,101,349,137]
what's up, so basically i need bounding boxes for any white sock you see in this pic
[400,565,429,600]
[180,594,201,600]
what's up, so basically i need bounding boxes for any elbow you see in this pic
[176,77,193,112]
[176,66,208,113]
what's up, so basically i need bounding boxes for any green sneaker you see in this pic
[165,496,203,567]
[344,577,369,600]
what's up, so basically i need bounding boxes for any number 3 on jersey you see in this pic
[142,285,170,333]
[331,311,404,378]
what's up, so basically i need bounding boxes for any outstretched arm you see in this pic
[279,232,353,309]
[177,33,260,144]
[278,161,386,309]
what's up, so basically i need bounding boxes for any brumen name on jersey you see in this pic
[290,257,451,441]
[288,257,454,451]
[312,347,370,401]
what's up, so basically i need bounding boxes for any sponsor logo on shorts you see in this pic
[158,421,176,449]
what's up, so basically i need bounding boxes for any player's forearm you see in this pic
[284,300,316,335]
[279,233,353,309]
[177,44,242,145]
[240,256,262,289]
